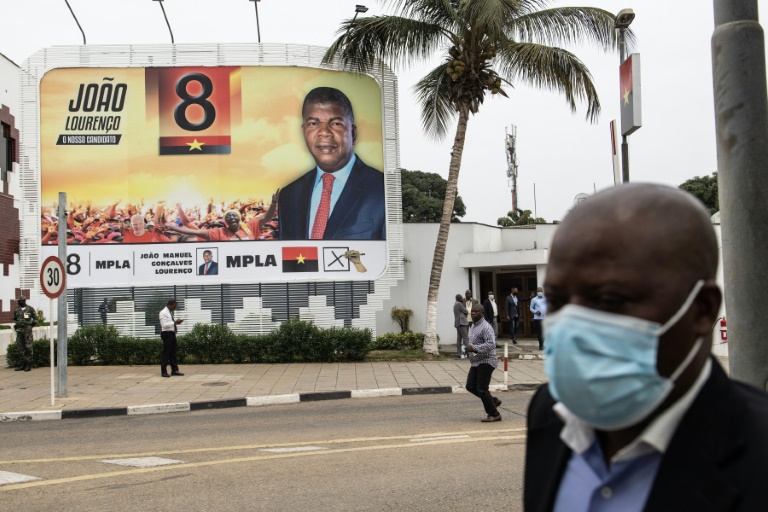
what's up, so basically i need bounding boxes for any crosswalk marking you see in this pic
[260,446,327,454]
[100,457,183,468]
[410,435,471,442]
[0,471,41,485]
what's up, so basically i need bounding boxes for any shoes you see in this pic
[14,365,25,371]
[161,372,170,378]
[481,414,502,423]
[492,397,502,407]
[24,364,30,372]
[171,371,184,376]
[539,345,544,350]
[512,339,517,345]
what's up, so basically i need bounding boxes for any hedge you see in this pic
[373,332,425,350]
[6,321,374,367]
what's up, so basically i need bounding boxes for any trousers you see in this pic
[466,363,499,417]
[456,325,468,356]
[161,331,179,373]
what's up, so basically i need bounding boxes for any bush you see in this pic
[67,324,122,365]
[323,326,373,362]
[6,338,56,368]
[5,321,376,366]
[374,332,425,351]
[390,307,413,333]
[182,323,239,364]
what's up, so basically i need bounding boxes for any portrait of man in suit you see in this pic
[278,87,386,241]
[198,249,218,276]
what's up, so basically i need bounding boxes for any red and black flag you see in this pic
[158,135,232,155]
[619,54,642,136]
[282,247,319,273]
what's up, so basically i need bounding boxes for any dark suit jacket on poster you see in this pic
[198,261,218,275]
[278,156,386,240]
[524,359,768,512]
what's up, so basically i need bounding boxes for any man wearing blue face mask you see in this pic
[530,287,547,350]
[524,184,768,512]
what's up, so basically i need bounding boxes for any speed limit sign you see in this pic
[40,256,66,299]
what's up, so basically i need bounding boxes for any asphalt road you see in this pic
[0,389,535,512]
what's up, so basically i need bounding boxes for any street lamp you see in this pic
[615,8,635,183]
[249,0,262,43]
[153,0,175,44]
[352,4,369,22]
[64,0,86,45]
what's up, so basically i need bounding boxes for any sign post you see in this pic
[40,256,65,406]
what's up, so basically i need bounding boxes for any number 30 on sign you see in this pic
[40,256,66,299]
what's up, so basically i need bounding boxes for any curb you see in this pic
[0,382,542,422]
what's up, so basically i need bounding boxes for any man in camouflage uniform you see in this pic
[13,296,37,372]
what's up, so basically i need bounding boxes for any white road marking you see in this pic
[100,457,184,468]
[410,435,471,442]
[0,471,42,485]
[260,446,328,454]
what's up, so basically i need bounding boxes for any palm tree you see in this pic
[323,0,633,354]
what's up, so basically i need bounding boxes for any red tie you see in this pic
[203,263,208,275]
[311,173,335,239]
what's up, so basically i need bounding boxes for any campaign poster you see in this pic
[39,66,387,287]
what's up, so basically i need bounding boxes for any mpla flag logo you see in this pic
[282,247,319,273]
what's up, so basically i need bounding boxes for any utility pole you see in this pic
[712,0,768,390]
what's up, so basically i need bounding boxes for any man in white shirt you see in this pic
[159,299,184,378]
[524,184,768,512]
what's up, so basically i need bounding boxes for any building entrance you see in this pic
[494,271,538,338]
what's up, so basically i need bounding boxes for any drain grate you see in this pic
[201,381,229,387]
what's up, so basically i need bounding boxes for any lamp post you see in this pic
[345,5,368,41]
[249,0,262,43]
[615,8,635,183]
[64,0,86,45]
[153,0,175,44]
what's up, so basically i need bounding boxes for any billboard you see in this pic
[40,65,388,287]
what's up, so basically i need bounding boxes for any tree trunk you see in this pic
[423,106,471,355]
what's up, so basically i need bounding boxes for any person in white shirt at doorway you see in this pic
[530,287,547,350]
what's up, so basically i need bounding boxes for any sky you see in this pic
[2,0,766,224]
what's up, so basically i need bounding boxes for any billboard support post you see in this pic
[57,192,68,397]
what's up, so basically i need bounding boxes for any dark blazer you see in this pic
[483,298,497,323]
[278,156,386,240]
[505,295,519,319]
[453,301,468,328]
[198,261,218,275]
[524,359,768,512]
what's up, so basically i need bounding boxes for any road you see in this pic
[0,390,535,512]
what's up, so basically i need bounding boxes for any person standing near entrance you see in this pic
[13,296,37,372]
[530,287,547,350]
[465,289,478,326]
[98,298,109,325]
[483,291,500,336]
[505,288,522,344]
[159,299,184,378]
[466,304,501,422]
[453,294,469,359]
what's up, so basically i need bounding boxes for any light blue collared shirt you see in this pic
[307,154,356,238]
[531,295,547,319]
[552,360,712,512]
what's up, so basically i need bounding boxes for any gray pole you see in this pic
[619,28,630,183]
[712,0,768,389]
[56,192,68,396]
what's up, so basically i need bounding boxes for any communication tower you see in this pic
[505,125,519,212]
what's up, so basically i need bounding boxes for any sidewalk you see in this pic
[0,349,547,421]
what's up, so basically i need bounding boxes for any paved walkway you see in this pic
[0,356,546,416]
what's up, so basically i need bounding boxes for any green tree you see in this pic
[324,0,630,354]
[679,172,719,216]
[402,169,466,222]
[497,208,546,226]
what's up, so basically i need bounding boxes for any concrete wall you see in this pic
[0,54,23,324]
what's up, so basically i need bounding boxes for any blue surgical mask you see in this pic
[543,280,705,431]
[537,292,543,298]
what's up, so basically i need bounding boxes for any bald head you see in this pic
[554,184,718,284]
